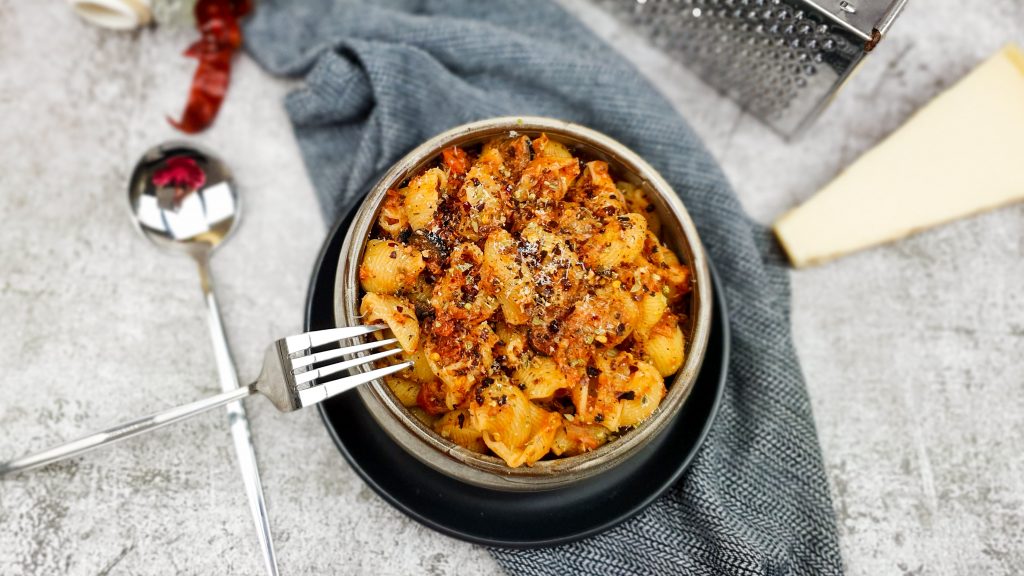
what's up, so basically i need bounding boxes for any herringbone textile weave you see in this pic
[244,1,843,574]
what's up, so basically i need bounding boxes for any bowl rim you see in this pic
[334,116,712,490]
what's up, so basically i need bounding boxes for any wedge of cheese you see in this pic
[774,44,1024,268]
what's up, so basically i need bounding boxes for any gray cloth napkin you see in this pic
[244,1,842,574]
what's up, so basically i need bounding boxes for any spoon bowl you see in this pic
[127,141,239,258]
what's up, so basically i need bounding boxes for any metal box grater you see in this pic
[592,0,908,136]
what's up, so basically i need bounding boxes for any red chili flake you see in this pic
[389,251,398,259]
[168,0,253,134]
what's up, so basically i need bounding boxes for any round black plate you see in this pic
[305,202,730,548]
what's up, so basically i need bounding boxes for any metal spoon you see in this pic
[128,142,278,576]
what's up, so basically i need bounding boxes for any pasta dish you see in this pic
[358,133,691,468]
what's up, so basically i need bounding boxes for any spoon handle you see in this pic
[196,257,280,576]
[0,385,255,478]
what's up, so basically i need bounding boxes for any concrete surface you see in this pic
[0,1,1021,574]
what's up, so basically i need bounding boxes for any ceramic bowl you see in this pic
[335,116,712,491]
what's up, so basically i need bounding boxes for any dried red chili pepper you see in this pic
[168,0,253,134]
[152,156,206,190]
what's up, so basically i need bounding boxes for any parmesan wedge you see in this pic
[774,44,1024,268]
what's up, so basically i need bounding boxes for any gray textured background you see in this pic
[0,1,1021,575]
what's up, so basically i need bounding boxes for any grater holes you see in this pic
[596,0,864,131]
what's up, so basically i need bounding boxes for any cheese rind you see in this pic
[774,44,1024,268]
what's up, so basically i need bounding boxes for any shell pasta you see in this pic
[357,134,692,467]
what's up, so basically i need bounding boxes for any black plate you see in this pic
[305,201,730,548]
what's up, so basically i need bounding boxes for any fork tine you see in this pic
[294,347,405,386]
[290,338,399,370]
[297,361,413,407]
[283,325,387,354]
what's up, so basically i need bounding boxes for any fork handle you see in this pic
[0,385,256,478]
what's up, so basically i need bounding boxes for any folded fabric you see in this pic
[244,1,843,574]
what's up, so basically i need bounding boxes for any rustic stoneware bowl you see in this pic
[335,116,712,491]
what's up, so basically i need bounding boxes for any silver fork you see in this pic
[0,325,409,478]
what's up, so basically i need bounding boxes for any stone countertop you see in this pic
[0,1,1021,574]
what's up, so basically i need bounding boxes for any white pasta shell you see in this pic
[643,319,685,377]
[582,212,647,270]
[617,361,666,427]
[515,356,570,400]
[385,375,421,408]
[360,292,421,353]
[403,168,444,230]
[358,239,425,295]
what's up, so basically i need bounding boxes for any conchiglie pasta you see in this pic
[435,409,488,453]
[429,243,498,327]
[635,290,669,337]
[457,146,511,240]
[644,317,685,377]
[659,248,692,301]
[424,321,497,409]
[385,375,421,408]
[554,282,640,379]
[514,356,570,400]
[494,322,528,369]
[570,160,628,217]
[618,180,661,236]
[469,378,561,468]
[377,188,408,239]
[584,351,634,431]
[643,231,692,301]
[482,229,534,325]
[550,421,610,457]
[482,135,533,181]
[358,239,425,295]
[532,133,573,159]
[617,361,666,427]
[555,201,601,242]
[402,348,437,384]
[516,221,585,322]
[403,167,444,230]
[513,153,579,204]
[495,289,532,325]
[360,292,420,353]
[581,213,647,271]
